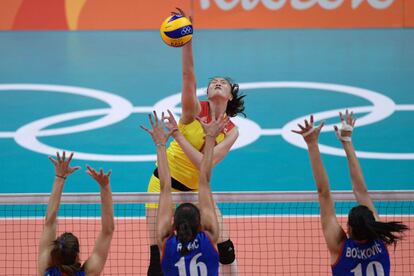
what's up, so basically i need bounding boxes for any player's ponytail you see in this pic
[348,205,409,246]
[174,203,201,255]
[50,232,82,275]
[177,221,193,255]
[225,78,246,118]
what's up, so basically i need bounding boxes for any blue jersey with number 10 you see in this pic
[161,231,219,276]
[332,239,390,276]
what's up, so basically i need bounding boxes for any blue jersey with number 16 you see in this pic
[161,231,219,276]
[332,239,390,276]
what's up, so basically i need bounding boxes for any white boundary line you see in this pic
[2,214,414,220]
[1,191,414,204]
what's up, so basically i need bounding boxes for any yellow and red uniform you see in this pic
[147,101,235,207]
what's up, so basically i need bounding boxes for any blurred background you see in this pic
[0,0,413,193]
[1,1,414,275]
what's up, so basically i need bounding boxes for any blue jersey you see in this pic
[161,231,219,276]
[332,239,390,276]
[44,267,85,276]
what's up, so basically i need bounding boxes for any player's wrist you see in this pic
[55,175,66,180]
[171,128,179,138]
[306,140,319,148]
[205,133,216,139]
[341,139,353,146]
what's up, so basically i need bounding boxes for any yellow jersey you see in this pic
[165,101,235,190]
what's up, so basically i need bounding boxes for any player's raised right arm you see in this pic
[292,117,346,262]
[178,8,201,124]
[83,166,114,276]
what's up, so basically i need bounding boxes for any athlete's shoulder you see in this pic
[197,230,210,240]
[163,235,178,254]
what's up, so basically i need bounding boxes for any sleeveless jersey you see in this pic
[44,267,85,276]
[165,101,235,190]
[332,239,390,276]
[161,231,219,276]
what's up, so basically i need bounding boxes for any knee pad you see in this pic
[148,245,164,276]
[218,239,236,264]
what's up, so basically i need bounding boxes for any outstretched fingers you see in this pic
[317,121,325,131]
[86,165,99,179]
[48,156,57,166]
[291,116,324,143]
[70,166,81,174]
[148,113,155,128]
[67,152,74,163]
[140,125,151,134]
[86,165,111,186]
[291,129,304,135]
[167,109,175,119]
[175,7,186,17]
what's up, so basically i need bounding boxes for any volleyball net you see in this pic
[0,191,413,275]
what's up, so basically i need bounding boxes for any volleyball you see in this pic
[160,15,193,47]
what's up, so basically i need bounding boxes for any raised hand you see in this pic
[198,114,228,138]
[171,7,193,23]
[86,165,111,187]
[141,111,174,147]
[291,115,325,145]
[334,109,356,142]
[48,151,80,179]
[163,110,179,137]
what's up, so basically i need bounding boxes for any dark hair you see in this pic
[208,77,246,118]
[174,203,201,255]
[50,232,81,275]
[348,205,409,246]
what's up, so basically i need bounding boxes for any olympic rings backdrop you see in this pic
[0,29,413,194]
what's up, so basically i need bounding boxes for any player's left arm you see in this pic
[38,152,80,275]
[83,166,114,276]
[165,110,238,169]
[335,110,380,221]
[141,112,175,248]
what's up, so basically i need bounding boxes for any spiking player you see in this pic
[146,8,244,276]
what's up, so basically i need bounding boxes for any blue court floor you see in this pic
[0,29,413,194]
